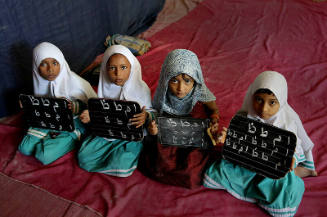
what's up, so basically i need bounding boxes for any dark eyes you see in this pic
[184,78,192,83]
[255,97,278,106]
[255,96,263,104]
[108,66,116,71]
[170,78,193,84]
[40,61,58,67]
[170,78,178,83]
[108,65,128,71]
[269,100,278,106]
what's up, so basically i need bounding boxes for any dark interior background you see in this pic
[0,0,164,118]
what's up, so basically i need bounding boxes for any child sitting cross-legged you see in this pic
[78,45,153,177]
[138,49,224,189]
[204,70,317,217]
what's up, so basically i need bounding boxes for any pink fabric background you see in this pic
[0,172,102,217]
[1,0,327,216]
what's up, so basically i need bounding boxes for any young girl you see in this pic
[19,42,97,165]
[77,45,153,177]
[138,49,221,189]
[204,71,317,216]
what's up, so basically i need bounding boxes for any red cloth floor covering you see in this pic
[1,0,327,216]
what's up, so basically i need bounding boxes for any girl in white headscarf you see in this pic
[240,70,317,177]
[204,71,316,217]
[19,42,97,165]
[77,45,153,177]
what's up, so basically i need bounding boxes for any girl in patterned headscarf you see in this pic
[77,45,153,177]
[138,49,221,189]
[19,42,97,165]
[152,49,217,116]
[204,71,316,217]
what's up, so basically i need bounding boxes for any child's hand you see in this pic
[130,106,147,128]
[209,114,219,138]
[210,120,219,136]
[67,100,78,114]
[148,120,158,135]
[207,124,226,146]
[67,100,74,112]
[62,98,75,114]
[217,127,227,144]
[290,157,296,171]
[79,110,90,124]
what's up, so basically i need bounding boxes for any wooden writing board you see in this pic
[19,94,75,132]
[157,117,211,149]
[222,114,296,179]
[88,98,143,141]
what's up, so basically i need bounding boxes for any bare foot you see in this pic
[294,167,318,178]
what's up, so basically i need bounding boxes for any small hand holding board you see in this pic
[157,117,212,149]
[19,94,75,132]
[88,98,143,141]
[222,114,296,179]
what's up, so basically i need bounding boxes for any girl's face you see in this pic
[168,73,195,98]
[106,54,131,86]
[38,58,60,81]
[252,92,280,120]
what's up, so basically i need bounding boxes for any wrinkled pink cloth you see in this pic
[1,0,327,216]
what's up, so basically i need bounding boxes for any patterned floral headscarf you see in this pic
[153,49,216,115]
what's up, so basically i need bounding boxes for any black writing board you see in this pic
[88,98,143,141]
[19,94,75,132]
[157,117,211,149]
[222,114,296,179]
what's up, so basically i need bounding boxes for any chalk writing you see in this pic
[100,99,110,110]
[88,98,143,141]
[19,94,75,132]
[222,114,296,179]
[248,122,256,133]
[28,95,40,106]
[53,102,59,113]
[273,136,282,146]
[260,127,268,137]
[114,101,123,111]
[41,98,50,106]
[35,110,40,117]
[116,118,123,125]
[157,117,211,149]
[252,136,257,145]
[168,118,178,127]
[40,121,46,127]
[261,140,267,148]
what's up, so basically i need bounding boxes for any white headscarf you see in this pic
[153,49,216,115]
[97,45,152,109]
[240,70,315,166]
[33,42,97,103]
